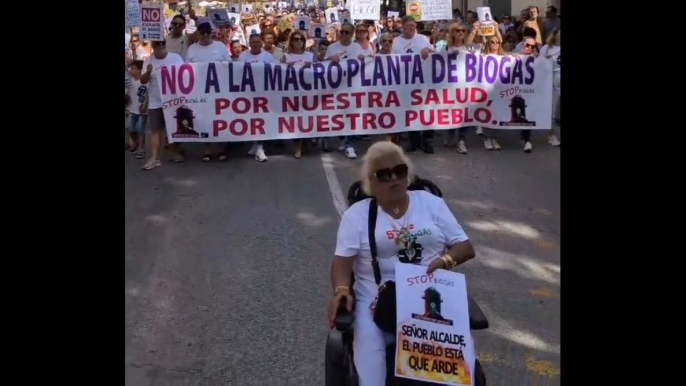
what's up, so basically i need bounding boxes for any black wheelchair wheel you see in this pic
[325,329,347,386]
[474,358,486,386]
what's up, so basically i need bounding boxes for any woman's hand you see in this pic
[358,54,366,60]
[426,258,448,274]
[328,288,353,328]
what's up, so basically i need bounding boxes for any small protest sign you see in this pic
[310,23,326,39]
[140,4,164,41]
[247,24,262,36]
[349,0,380,21]
[208,8,232,29]
[476,7,496,36]
[295,16,311,31]
[125,0,141,28]
[394,263,476,385]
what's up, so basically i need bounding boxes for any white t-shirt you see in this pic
[335,191,469,303]
[142,53,185,109]
[539,44,560,73]
[127,77,148,115]
[284,52,314,66]
[185,41,231,63]
[237,50,276,64]
[392,33,432,54]
[442,45,471,54]
[325,41,354,60]
[348,42,375,58]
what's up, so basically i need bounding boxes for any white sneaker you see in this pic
[345,147,357,159]
[524,141,533,153]
[476,127,484,136]
[492,139,501,150]
[548,135,561,147]
[248,143,259,156]
[457,140,467,154]
[484,138,493,150]
[254,145,268,162]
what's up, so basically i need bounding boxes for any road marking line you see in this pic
[321,154,348,218]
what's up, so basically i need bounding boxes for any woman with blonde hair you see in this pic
[443,22,478,154]
[328,141,475,386]
[282,30,315,158]
[540,29,561,146]
[474,35,506,151]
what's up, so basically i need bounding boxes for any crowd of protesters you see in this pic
[125,4,561,170]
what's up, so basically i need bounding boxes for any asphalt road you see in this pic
[125,130,560,386]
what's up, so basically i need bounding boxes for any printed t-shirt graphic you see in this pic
[128,77,148,115]
[237,50,276,64]
[391,34,432,54]
[325,41,353,60]
[334,191,469,303]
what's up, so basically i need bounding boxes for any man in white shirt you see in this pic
[185,22,232,162]
[324,23,359,159]
[392,16,436,154]
[140,40,185,170]
[237,34,274,162]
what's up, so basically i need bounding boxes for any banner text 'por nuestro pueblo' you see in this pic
[159,53,552,142]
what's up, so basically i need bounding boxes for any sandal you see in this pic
[202,154,212,162]
[217,153,227,162]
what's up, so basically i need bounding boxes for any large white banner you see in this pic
[158,53,553,142]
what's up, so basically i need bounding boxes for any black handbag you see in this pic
[368,199,398,334]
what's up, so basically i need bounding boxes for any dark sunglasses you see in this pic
[375,164,409,182]
[451,29,466,33]
[356,30,367,34]
[131,39,140,43]
[292,37,303,42]
[525,43,536,48]
[153,41,166,47]
[381,39,392,43]
[171,22,184,27]
[340,30,351,35]
[490,40,500,44]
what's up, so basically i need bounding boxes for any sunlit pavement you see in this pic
[125,130,560,385]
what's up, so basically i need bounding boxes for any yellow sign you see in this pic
[477,24,496,36]
[406,1,422,21]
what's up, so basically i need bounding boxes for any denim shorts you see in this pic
[130,113,148,134]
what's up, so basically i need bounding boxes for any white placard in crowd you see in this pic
[140,4,164,41]
[227,13,241,27]
[476,7,496,36]
[387,11,399,19]
[244,4,254,13]
[228,3,240,13]
[157,53,553,143]
[295,16,311,31]
[393,263,476,386]
[325,7,339,23]
[476,7,494,23]
[349,0,381,21]
[310,23,326,39]
[208,8,232,29]
[246,24,261,36]
[416,0,452,21]
[340,11,352,25]
[279,1,288,9]
[125,0,141,28]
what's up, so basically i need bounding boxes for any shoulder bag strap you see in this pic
[368,198,381,285]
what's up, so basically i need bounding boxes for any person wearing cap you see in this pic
[140,40,185,170]
[184,22,231,163]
